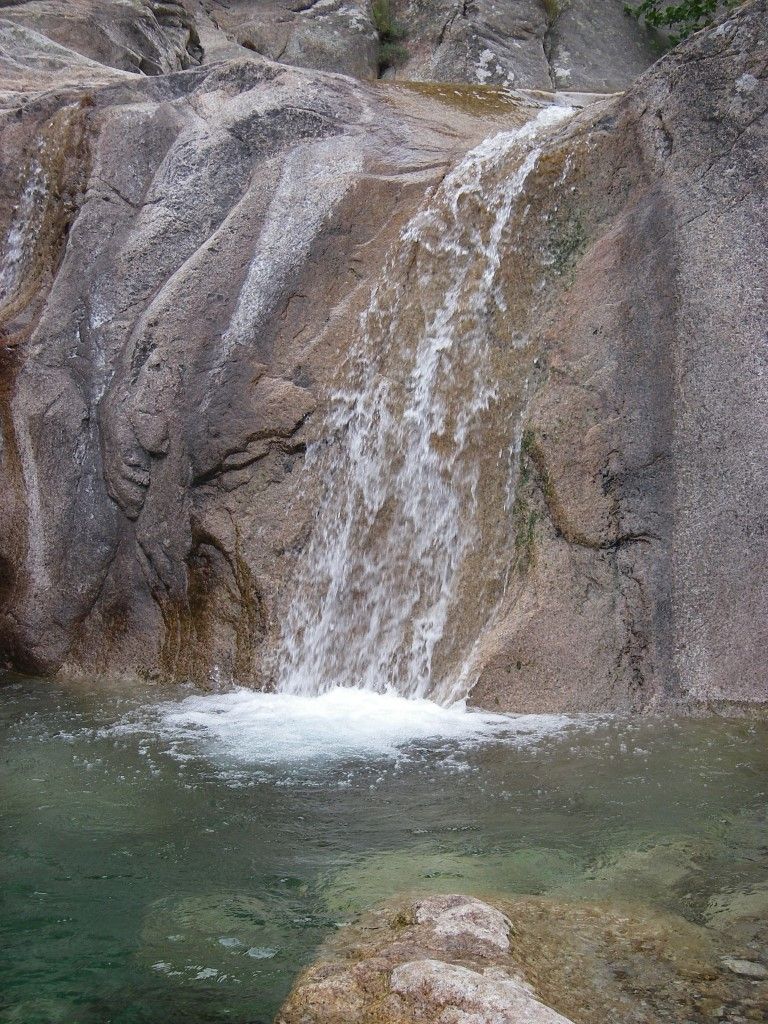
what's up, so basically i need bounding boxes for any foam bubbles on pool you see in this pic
[151,686,577,768]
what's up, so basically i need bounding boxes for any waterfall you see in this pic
[0,161,45,309]
[277,104,574,701]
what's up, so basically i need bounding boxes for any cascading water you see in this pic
[278,104,574,702]
[0,161,45,308]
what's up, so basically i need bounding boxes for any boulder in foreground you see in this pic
[277,892,768,1024]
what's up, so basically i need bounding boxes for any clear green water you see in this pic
[1,672,766,1023]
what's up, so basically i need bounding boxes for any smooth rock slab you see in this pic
[413,895,512,954]
[390,959,574,1023]
[722,958,768,980]
[547,0,660,92]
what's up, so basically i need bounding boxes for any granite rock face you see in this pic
[0,0,658,90]
[0,0,766,713]
[386,0,554,88]
[467,0,768,712]
[386,0,658,91]
[196,0,380,79]
[547,0,663,92]
[277,895,576,1024]
[0,0,203,76]
[0,3,545,685]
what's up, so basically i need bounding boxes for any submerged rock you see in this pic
[323,847,585,916]
[722,957,768,980]
[707,883,768,932]
[139,891,284,984]
[706,882,768,969]
[277,892,766,1023]
[566,838,706,904]
[277,894,575,1024]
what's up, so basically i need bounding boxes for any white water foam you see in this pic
[146,688,576,766]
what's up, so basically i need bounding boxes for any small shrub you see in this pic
[372,0,408,73]
[624,0,740,45]
[541,0,563,22]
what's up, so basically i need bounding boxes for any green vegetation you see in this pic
[521,427,557,513]
[541,0,565,22]
[513,429,539,567]
[371,0,408,74]
[549,217,587,277]
[513,492,538,562]
[625,0,740,45]
[520,427,537,465]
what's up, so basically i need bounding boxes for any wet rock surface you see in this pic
[139,892,281,983]
[277,895,576,1024]
[277,893,768,1024]
[706,881,768,979]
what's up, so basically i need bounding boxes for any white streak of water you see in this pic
[278,105,574,700]
[0,161,45,307]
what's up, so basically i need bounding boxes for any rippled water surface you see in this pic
[1,673,766,1023]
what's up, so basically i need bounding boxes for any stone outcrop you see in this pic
[0,0,658,89]
[0,0,203,76]
[194,0,380,80]
[277,895,575,1024]
[277,893,767,1023]
[546,0,663,92]
[385,0,555,88]
[385,0,658,91]
[193,0,658,88]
